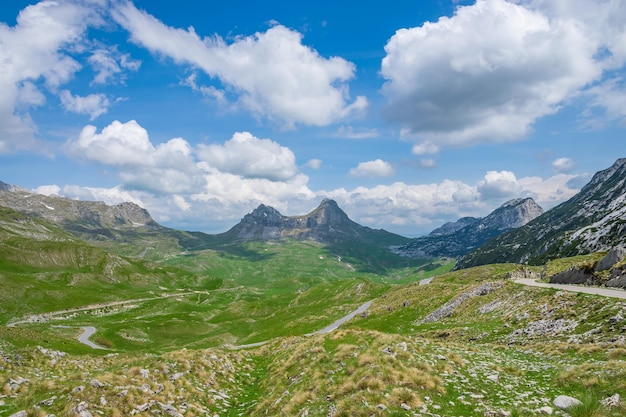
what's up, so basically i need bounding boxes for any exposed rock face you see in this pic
[457,158,626,268]
[596,246,626,271]
[224,198,407,246]
[549,267,596,285]
[393,198,543,258]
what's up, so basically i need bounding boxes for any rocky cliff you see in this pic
[392,197,543,258]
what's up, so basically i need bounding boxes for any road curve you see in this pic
[77,326,108,350]
[514,278,626,299]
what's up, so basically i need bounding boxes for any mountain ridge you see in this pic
[456,158,626,268]
[392,197,543,258]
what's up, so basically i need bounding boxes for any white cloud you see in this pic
[477,171,523,200]
[88,46,141,85]
[552,157,575,173]
[418,158,437,169]
[59,90,109,120]
[0,1,97,153]
[197,132,298,181]
[381,0,625,147]
[412,141,439,155]
[349,159,395,178]
[306,159,322,170]
[62,184,145,207]
[112,3,367,128]
[34,184,60,196]
[335,125,379,139]
[66,120,202,194]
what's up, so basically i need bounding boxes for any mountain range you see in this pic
[391,197,544,258]
[456,158,626,268]
[1,157,625,269]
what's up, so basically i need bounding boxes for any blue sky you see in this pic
[1,0,625,236]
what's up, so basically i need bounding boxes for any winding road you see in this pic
[514,278,626,299]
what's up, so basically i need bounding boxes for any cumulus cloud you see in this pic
[66,120,202,193]
[197,132,298,181]
[349,159,395,178]
[552,157,575,173]
[0,1,97,153]
[418,158,437,169]
[381,0,626,147]
[112,3,367,128]
[59,90,109,120]
[477,171,523,200]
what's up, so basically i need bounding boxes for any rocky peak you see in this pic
[243,204,286,227]
[480,198,544,230]
[306,199,350,227]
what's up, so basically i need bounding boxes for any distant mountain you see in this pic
[219,198,410,246]
[456,158,626,268]
[392,198,543,258]
[0,183,211,257]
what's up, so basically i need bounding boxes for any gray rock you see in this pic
[602,393,620,408]
[596,247,626,271]
[553,395,582,410]
[606,272,626,289]
[9,411,27,417]
[71,401,93,417]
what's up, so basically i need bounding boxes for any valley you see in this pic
[1,159,626,416]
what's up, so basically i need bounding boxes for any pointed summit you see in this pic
[223,199,408,245]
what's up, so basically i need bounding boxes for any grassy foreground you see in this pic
[2,257,626,416]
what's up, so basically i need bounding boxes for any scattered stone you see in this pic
[486,374,499,383]
[553,395,582,410]
[134,403,150,413]
[401,403,411,410]
[38,395,57,406]
[159,402,183,417]
[422,282,503,323]
[8,411,27,417]
[537,406,553,414]
[602,393,620,408]
[397,341,408,351]
[70,401,93,417]
[90,379,105,389]
[377,404,387,410]
[170,371,186,381]
[72,385,85,393]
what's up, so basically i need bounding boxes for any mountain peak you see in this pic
[456,158,626,268]
[227,199,403,245]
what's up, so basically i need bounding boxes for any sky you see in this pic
[1,0,625,237]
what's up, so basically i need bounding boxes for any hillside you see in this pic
[457,158,626,268]
[392,197,543,258]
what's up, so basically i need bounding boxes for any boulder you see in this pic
[606,271,626,289]
[596,246,626,271]
[553,395,582,410]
